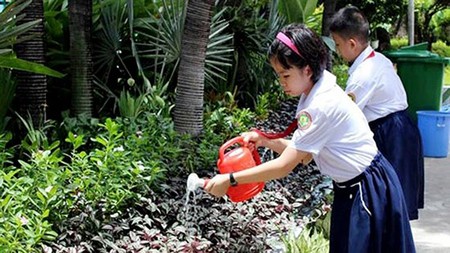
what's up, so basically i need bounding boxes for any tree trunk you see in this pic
[14,0,47,126]
[321,0,337,71]
[174,0,214,136]
[321,0,337,36]
[69,0,93,117]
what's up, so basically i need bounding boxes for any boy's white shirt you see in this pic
[346,46,408,122]
[289,70,378,182]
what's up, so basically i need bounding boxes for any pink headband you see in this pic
[276,32,302,57]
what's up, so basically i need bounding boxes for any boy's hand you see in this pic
[204,174,230,197]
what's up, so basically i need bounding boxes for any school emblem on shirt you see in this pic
[347,92,356,102]
[297,111,312,130]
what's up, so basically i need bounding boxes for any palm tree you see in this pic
[69,0,93,117]
[173,0,214,136]
[13,0,47,126]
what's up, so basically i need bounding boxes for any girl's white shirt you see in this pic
[289,70,378,182]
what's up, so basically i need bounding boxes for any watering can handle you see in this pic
[218,136,262,165]
[218,136,246,161]
[252,147,262,165]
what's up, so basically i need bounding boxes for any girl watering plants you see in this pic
[204,24,416,253]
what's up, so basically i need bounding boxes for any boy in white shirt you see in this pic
[330,5,424,220]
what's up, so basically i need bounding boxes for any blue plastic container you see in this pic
[417,111,450,157]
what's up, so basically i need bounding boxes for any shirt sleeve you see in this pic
[345,72,378,110]
[289,107,332,155]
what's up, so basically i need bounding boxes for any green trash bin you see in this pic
[384,49,450,121]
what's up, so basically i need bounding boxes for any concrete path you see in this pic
[411,153,450,252]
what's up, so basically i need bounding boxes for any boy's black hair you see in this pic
[268,24,329,84]
[329,5,370,44]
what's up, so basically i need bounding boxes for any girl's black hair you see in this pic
[268,24,329,84]
[329,5,370,43]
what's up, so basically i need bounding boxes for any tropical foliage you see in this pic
[279,0,318,24]
[0,0,448,251]
[0,0,63,76]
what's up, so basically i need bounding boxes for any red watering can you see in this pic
[186,120,298,201]
[217,136,265,202]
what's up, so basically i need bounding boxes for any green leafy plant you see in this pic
[281,225,329,253]
[0,132,14,175]
[117,90,146,119]
[214,0,284,108]
[0,131,63,252]
[430,8,450,42]
[16,113,58,153]
[0,0,64,77]
[255,93,271,120]
[390,37,409,50]
[145,80,174,118]
[332,63,349,90]
[432,40,450,57]
[0,169,57,252]
[134,0,234,91]
[278,0,318,24]
[92,0,130,84]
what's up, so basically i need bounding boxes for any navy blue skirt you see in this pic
[369,109,424,220]
[330,153,415,253]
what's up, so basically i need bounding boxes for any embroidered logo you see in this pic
[297,111,312,130]
[347,92,356,102]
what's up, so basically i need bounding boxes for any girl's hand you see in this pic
[241,131,266,148]
[204,174,230,197]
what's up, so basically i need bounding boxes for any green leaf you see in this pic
[42,209,50,218]
[1,195,11,208]
[322,36,336,52]
[0,19,41,47]
[94,136,108,147]
[42,229,58,241]
[0,49,12,55]
[36,190,46,204]
[278,0,318,24]
[0,56,65,78]
[4,169,20,181]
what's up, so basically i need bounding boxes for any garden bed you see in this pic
[50,99,333,252]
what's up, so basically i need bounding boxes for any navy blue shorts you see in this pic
[330,153,415,253]
[369,109,424,220]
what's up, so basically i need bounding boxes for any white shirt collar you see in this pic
[348,46,374,75]
[297,70,336,113]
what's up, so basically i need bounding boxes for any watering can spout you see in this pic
[187,173,209,191]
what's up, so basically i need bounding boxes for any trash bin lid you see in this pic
[383,50,438,58]
[383,50,450,64]
[399,42,428,51]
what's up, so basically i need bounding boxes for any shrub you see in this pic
[332,63,349,90]
[432,40,450,57]
[390,37,409,50]
[281,225,329,253]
